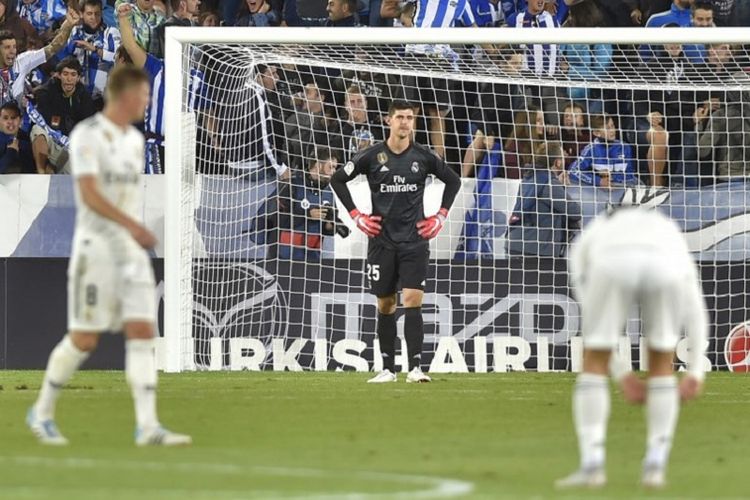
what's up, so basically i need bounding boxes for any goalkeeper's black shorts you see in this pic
[366,239,430,297]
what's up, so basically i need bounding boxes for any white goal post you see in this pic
[164,26,750,373]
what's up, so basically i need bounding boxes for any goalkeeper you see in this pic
[330,100,461,384]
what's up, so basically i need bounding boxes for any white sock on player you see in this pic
[573,373,610,470]
[126,338,159,431]
[35,335,90,420]
[644,375,679,468]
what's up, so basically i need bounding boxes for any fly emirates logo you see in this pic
[380,174,418,193]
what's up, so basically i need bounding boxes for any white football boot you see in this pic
[641,463,667,489]
[136,426,192,447]
[26,407,69,446]
[555,467,607,489]
[367,369,397,384]
[406,367,432,383]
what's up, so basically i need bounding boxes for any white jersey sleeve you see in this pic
[11,48,46,99]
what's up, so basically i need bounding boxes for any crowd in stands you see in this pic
[0,0,748,256]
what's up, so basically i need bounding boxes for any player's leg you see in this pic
[402,287,431,383]
[640,273,683,488]
[368,293,399,383]
[397,242,431,383]
[28,331,99,445]
[125,321,191,446]
[367,242,399,383]
[557,266,629,488]
[30,126,54,174]
[29,240,112,445]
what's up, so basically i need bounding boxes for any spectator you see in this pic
[633,33,697,186]
[236,0,281,27]
[398,0,476,160]
[559,42,613,102]
[566,113,638,187]
[61,0,121,106]
[513,0,560,77]
[114,0,164,52]
[220,0,241,25]
[638,0,713,62]
[467,0,504,27]
[30,57,95,174]
[0,9,78,105]
[503,105,546,179]
[623,0,671,25]
[0,0,37,53]
[150,0,200,58]
[117,1,211,174]
[560,101,590,165]
[336,84,384,162]
[692,0,714,26]
[0,100,33,173]
[697,72,750,180]
[644,0,691,26]
[198,8,219,26]
[284,0,361,27]
[457,129,502,260]
[276,146,350,261]
[506,141,582,258]
[284,81,335,170]
[502,0,568,25]
[336,65,403,123]
[564,0,633,27]
[17,0,66,40]
[712,0,735,26]
[470,51,526,148]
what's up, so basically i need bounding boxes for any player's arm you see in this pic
[43,9,80,60]
[77,177,156,248]
[71,132,156,249]
[681,265,709,400]
[116,2,147,68]
[329,154,382,238]
[417,153,461,239]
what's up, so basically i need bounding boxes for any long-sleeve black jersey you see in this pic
[330,141,461,245]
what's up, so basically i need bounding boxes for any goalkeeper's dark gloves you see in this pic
[417,208,448,240]
[350,209,382,238]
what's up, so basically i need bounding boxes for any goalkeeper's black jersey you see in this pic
[330,142,460,246]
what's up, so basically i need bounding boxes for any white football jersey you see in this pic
[569,208,708,380]
[69,113,144,244]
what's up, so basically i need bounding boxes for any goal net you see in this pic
[164,27,750,374]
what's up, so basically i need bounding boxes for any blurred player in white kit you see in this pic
[27,65,191,447]
[557,207,708,489]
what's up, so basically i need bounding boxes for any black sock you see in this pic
[377,312,397,372]
[404,307,424,370]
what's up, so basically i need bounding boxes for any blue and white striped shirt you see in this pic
[61,24,121,98]
[143,55,207,170]
[514,9,559,77]
[406,0,475,63]
[17,0,67,34]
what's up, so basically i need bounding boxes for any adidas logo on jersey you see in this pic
[379,165,390,172]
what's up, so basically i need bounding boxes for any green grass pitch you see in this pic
[0,371,747,499]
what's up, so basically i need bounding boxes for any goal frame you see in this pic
[163,26,750,373]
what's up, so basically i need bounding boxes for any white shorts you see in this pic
[67,235,156,332]
[578,250,686,352]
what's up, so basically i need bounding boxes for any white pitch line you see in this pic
[0,455,474,499]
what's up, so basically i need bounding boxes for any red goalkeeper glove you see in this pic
[350,209,382,238]
[417,208,448,240]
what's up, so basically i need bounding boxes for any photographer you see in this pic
[277,146,350,261]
